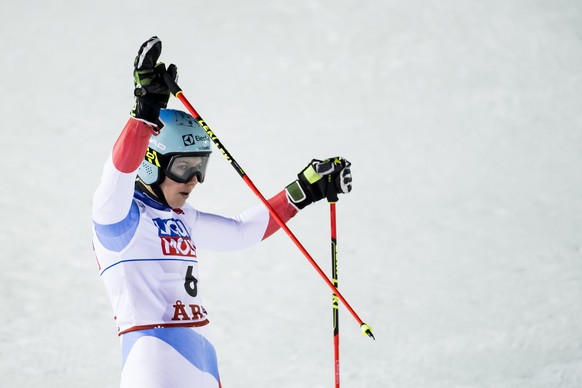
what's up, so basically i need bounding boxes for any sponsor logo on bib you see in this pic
[153,217,197,257]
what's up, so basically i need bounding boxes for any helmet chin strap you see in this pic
[135,177,170,207]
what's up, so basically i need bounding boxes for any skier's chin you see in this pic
[167,193,189,209]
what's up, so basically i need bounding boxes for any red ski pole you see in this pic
[163,73,374,340]
[330,201,340,387]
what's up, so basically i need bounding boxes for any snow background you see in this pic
[1,0,582,387]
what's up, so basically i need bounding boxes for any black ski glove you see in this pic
[130,36,178,129]
[285,157,353,209]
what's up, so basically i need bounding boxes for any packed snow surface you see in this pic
[1,1,581,387]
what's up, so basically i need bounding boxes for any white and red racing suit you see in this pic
[92,118,298,388]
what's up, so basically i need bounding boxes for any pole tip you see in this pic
[361,323,375,340]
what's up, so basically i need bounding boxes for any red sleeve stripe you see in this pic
[112,118,155,173]
[262,190,299,240]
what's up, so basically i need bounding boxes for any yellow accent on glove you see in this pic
[302,165,321,184]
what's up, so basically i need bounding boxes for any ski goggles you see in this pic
[164,154,210,183]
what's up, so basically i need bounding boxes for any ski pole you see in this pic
[163,73,374,340]
[329,201,340,387]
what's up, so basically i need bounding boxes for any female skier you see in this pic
[92,37,353,388]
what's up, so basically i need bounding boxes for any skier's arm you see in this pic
[93,37,175,251]
[190,190,296,252]
[192,157,352,251]
[92,118,154,225]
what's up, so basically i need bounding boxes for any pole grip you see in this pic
[163,71,183,96]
